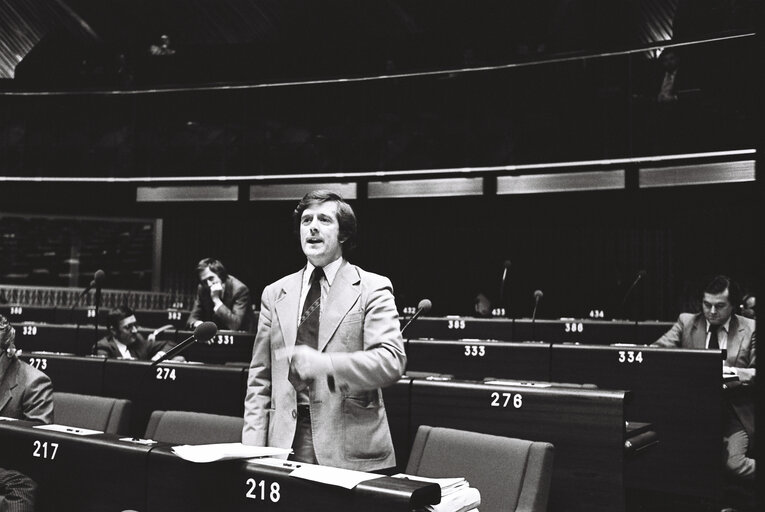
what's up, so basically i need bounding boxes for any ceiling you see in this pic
[0,0,755,88]
[2,0,640,87]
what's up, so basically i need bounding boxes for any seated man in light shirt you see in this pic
[93,305,183,362]
[652,275,755,481]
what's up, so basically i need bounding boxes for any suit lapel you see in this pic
[690,314,707,349]
[274,271,303,357]
[318,263,361,352]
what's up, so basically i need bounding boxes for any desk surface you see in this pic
[0,420,439,512]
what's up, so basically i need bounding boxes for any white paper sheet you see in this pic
[171,443,292,463]
[33,424,103,436]
[289,463,385,489]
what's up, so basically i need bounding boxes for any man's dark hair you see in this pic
[704,275,741,307]
[196,258,229,282]
[107,305,135,331]
[293,190,357,252]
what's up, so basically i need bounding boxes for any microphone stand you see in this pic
[93,284,102,355]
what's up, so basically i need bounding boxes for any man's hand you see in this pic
[210,281,224,301]
[290,345,332,382]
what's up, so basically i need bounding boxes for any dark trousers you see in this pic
[289,405,318,464]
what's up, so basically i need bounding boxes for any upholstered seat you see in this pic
[144,410,244,445]
[406,425,554,512]
[53,392,132,435]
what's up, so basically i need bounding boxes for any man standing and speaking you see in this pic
[242,190,406,471]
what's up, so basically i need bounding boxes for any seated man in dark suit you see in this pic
[93,306,183,362]
[187,258,256,332]
[0,315,53,423]
[652,275,755,481]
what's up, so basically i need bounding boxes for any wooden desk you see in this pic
[402,316,514,341]
[407,379,632,512]
[405,339,550,381]
[22,352,106,395]
[1,304,57,323]
[0,419,150,512]
[514,318,637,344]
[101,359,247,437]
[134,308,190,329]
[11,322,81,355]
[180,329,256,364]
[550,344,723,499]
[0,421,439,512]
[147,447,439,512]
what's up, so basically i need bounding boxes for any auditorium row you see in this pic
[11,342,726,512]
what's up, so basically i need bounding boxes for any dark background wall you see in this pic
[0,179,757,321]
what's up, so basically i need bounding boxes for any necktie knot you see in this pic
[311,267,325,285]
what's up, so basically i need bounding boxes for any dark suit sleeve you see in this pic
[186,285,205,328]
[22,368,54,424]
[651,315,684,347]
[214,283,252,331]
[0,467,37,512]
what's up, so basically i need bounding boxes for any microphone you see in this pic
[71,269,106,307]
[531,290,543,341]
[620,270,647,317]
[499,260,512,313]
[150,321,217,367]
[83,269,105,296]
[401,299,432,337]
[532,290,543,321]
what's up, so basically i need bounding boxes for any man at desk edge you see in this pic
[652,275,755,481]
[242,190,406,471]
[0,315,53,424]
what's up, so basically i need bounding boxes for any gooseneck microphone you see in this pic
[531,290,543,341]
[92,269,105,351]
[72,269,106,308]
[531,290,543,322]
[499,260,512,307]
[401,299,433,337]
[151,321,218,367]
[620,270,647,318]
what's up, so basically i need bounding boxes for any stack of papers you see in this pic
[171,443,291,463]
[393,474,481,512]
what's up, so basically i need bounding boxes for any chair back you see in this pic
[406,425,554,512]
[53,392,132,435]
[144,410,244,444]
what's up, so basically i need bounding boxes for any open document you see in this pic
[171,443,292,463]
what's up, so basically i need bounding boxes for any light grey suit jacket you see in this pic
[242,261,406,471]
[652,312,756,382]
[0,355,54,424]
